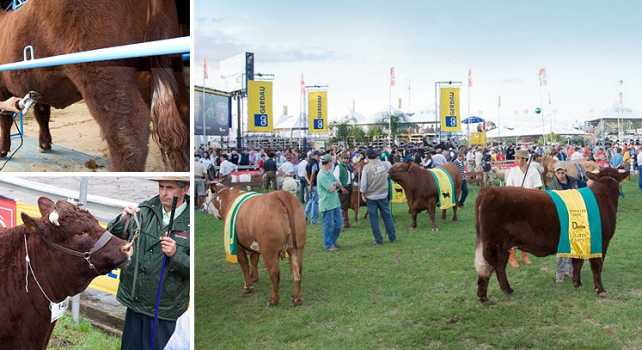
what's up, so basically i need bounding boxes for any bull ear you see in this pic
[21,213,39,232]
[616,170,630,182]
[37,197,55,217]
[585,171,600,182]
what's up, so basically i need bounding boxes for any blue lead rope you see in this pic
[150,196,178,350]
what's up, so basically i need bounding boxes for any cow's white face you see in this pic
[210,187,228,220]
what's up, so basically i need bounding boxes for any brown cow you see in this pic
[389,162,462,231]
[0,197,131,349]
[475,167,629,303]
[0,0,189,171]
[212,186,306,306]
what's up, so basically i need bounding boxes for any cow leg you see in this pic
[441,208,447,220]
[411,209,418,229]
[572,258,584,288]
[476,241,496,303]
[494,247,513,295]
[67,66,150,171]
[263,252,281,306]
[249,252,260,285]
[237,247,254,294]
[288,247,304,306]
[452,205,458,221]
[428,199,438,231]
[589,258,607,297]
[0,114,12,158]
[34,104,52,152]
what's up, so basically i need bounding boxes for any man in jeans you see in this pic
[317,154,346,251]
[360,149,396,245]
[305,151,321,224]
[263,153,278,191]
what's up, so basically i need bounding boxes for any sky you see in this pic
[194,0,642,126]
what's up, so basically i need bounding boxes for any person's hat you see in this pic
[312,150,321,156]
[148,176,190,183]
[366,148,378,159]
[515,150,529,159]
[320,154,333,163]
[554,161,566,171]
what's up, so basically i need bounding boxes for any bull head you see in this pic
[21,197,131,276]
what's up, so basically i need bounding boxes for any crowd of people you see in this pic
[196,139,642,264]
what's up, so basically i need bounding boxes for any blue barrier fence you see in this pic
[1,36,190,139]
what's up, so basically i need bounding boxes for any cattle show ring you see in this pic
[196,54,642,349]
[198,154,641,349]
[0,0,190,172]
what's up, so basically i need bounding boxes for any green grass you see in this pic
[196,178,642,349]
[49,315,119,350]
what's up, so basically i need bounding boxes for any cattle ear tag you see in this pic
[49,297,69,323]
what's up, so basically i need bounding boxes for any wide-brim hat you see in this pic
[148,176,190,183]
[515,150,529,159]
[554,161,566,171]
[320,154,333,163]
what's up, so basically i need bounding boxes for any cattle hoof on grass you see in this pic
[503,288,514,295]
[597,291,608,298]
[292,297,303,306]
[242,287,255,295]
[431,227,439,232]
[268,299,279,306]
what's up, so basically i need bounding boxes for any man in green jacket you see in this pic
[107,177,190,350]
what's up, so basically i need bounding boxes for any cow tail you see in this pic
[275,192,300,249]
[146,0,188,171]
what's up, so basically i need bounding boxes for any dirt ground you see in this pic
[21,102,166,171]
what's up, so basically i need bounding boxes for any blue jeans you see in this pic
[458,180,469,205]
[298,178,308,203]
[366,198,396,244]
[639,174,642,191]
[322,207,343,249]
[305,187,319,224]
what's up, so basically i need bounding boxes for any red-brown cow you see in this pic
[389,162,462,230]
[475,168,629,303]
[0,197,131,349]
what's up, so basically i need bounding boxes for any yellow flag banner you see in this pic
[247,80,273,133]
[308,91,328,134]
[470,132,486,145]
[440,87,461,132]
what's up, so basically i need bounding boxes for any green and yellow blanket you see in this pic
[546,187,603,259]
[224,192,260,264]
[429,167,456,210]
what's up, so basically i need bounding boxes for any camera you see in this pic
[15,91,41,113]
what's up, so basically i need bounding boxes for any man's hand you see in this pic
[0,97,20,113]
[160,236,177,257]
[121,205,139,217]
[361,194,367,203]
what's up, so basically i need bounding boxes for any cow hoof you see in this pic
[573,283,582,289]
[292,297,303,306]
[503,288,514,295]
[268,299,279,306]
[242,287,255,294]
[39,144,52,153]
[432,227,439,232]
[479,296,491,304]
[597,291,608,298]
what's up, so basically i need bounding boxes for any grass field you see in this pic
[49,315,119,350]
[196,178,642,349]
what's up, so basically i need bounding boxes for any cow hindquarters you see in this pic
[67,66,150,171]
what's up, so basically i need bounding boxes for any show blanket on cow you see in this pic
[224,192,260,263]
[547,187,603,259]
[429,167,456,210]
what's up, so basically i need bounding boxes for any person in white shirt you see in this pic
[296,157,309,203]
[277,160,295,189]
[219,155,237,179]
[570,147,584,161]
[504,149,542,267]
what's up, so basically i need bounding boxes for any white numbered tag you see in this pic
[50,297,69,323]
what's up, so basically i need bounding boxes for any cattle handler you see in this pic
[107,176,190,350]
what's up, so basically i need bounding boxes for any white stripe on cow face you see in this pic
[49,210,60,226]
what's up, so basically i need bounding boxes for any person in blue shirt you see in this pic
[610,148,624,169]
